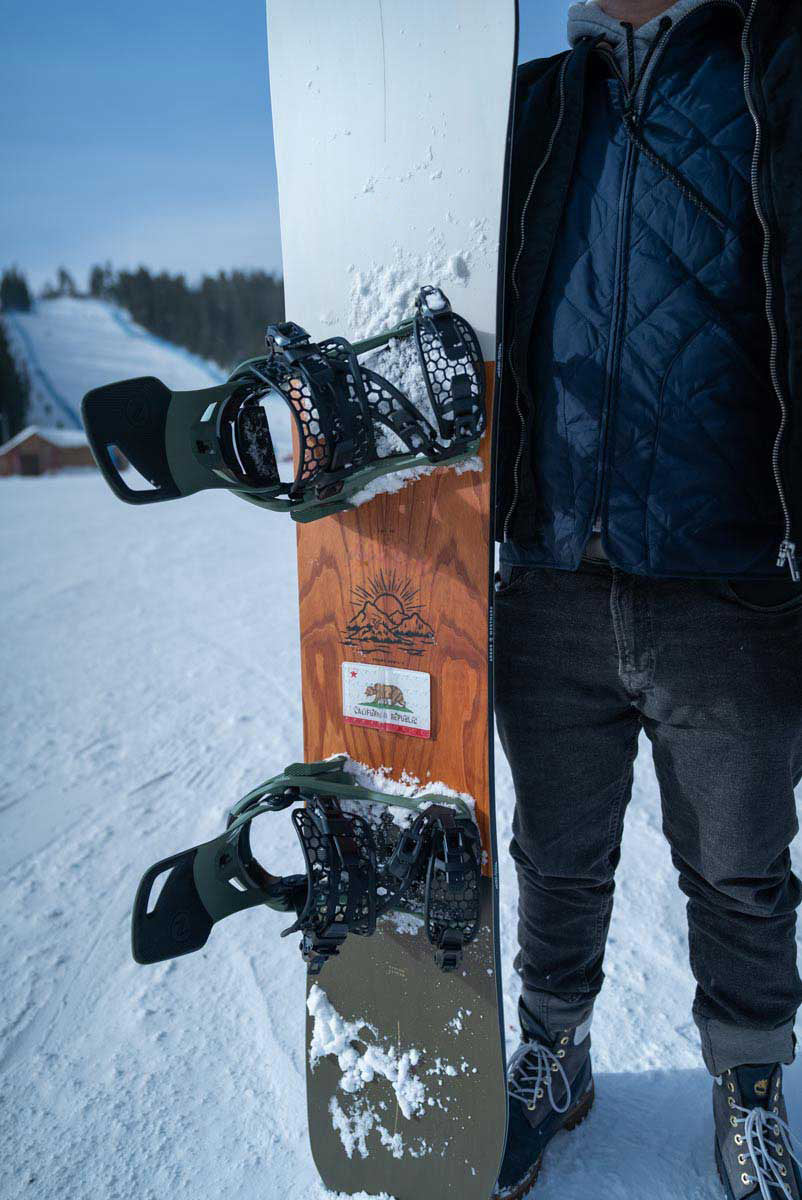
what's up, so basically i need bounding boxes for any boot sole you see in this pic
[494,1080,596,1200]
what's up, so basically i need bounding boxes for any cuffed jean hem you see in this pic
[520,987,595,1043]
[696,1014,797,1075]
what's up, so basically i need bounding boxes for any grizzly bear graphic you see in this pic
[362,686,413,710]
[364,683,408,710]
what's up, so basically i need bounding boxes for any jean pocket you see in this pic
[721,580,802,615]
[495,564,539,598]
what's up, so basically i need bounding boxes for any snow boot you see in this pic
[493,1021,594,1198]
[715,1063,802,1199]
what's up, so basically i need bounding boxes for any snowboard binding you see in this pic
[131,757,482,976]
[81,287,486,523]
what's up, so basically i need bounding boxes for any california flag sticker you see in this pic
[342,662,431,739]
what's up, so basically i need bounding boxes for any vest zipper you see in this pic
[591,20,673,540]
[503,55,569,543]
[740,0,799,580]
[591,135,636,539]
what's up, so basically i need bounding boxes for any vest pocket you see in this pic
[644,320,777,573]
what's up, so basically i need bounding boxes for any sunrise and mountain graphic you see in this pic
[341,571,435,657]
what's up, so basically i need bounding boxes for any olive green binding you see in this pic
[131,757,472,967]
[83,307,483,519]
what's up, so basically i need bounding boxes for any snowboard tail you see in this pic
[296,388,506,1197]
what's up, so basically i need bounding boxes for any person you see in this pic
[492,1,802,1196]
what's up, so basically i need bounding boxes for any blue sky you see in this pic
[1,1,571,291]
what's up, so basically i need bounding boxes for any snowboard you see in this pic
[79,4,518,1196]
[267,3,518,1196]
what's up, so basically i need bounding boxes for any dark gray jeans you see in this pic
[494,560,802,1074]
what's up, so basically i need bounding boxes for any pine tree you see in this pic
[0,320,29,442]
[0,268,32,312]
[88,263,113,298]
[56,267,78,298]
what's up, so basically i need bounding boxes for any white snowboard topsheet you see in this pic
[267,0,517,358]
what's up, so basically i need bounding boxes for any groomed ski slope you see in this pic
[2,471,801,1200]
[3,297,225,430]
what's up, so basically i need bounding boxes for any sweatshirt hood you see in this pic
[567,1,720,70]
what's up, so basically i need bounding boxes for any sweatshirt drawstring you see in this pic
[623,19,637,92]
[621,17,670,98]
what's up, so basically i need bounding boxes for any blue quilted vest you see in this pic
[503,6,781,578]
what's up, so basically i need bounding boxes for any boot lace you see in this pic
[733,1103,802,1199]
[508,1040,571,1116]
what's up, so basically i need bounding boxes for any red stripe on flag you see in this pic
[344,715,430,740]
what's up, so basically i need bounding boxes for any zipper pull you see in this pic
[777,540,800,583]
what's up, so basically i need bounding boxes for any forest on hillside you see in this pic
[1,264,285,371]
[86,265,285,370]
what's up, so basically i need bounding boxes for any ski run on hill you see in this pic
[2,463,801,1199]
[3,297,224,432]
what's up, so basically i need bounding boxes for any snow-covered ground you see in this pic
[3,297,224,431]
[3,468,801,1200]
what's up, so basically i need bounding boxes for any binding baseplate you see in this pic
[81,286,486,522]
[131,757,482,976]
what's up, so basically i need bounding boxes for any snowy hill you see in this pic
[3,297,225,431]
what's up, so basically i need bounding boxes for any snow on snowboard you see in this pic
[80,3,518,1196]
